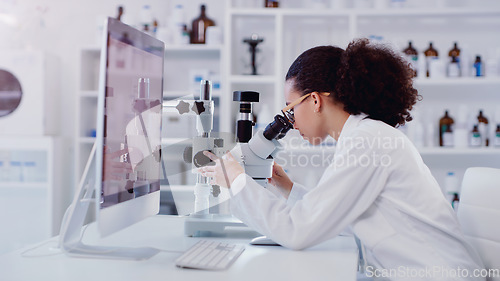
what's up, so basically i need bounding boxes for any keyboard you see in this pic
[175,240,245,270]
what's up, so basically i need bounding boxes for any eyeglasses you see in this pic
[281,92,330,124]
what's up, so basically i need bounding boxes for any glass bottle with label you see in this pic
[444,172,460,211]
[403,41,418,77]
[447,42,461,77]
[140,5,153,34]
[473,56,484,77]
[477,110,489,146]
[424,42,439,77]
[116,6,124,21]
[439,110,454,147]
[265,0,279,7]
[191,5,215,44]
[494,125,500,147]
[469,125,481,147]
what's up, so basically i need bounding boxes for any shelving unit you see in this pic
[0,136,69,255]
[75,1,500,190]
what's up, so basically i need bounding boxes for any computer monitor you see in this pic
[95,17,164,237]
[59,17,164,260]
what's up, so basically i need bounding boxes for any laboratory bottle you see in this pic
[191,5,215,44]
[181,24,190,45]
[444,172,460,211]
[424,42,439,77]
[443,126,454,147]
[265,0,280,7]
[171,4,188,45]
[140,5,153,34]
[494,125,500,147]
[116,6,124,21]
[469,125,481,147]
[403,41,418,77]
[153,19,158,37]
[474,56,484,77]
[439,110,454,147]
[451,193,460,211]
[477,110,489,146]
[447,42,461,77]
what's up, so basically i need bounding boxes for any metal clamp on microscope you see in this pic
[163,80,233,218]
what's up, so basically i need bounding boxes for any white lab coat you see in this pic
[229,114,485,280]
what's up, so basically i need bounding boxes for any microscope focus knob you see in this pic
[214,138,224,148]
[193,151,213,168]
[183,146,193,164]
[176,100,190,115]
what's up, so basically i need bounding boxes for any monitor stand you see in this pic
[58,143,160,260]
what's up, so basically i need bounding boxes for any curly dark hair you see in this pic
[285,38,421,127]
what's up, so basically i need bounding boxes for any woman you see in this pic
[200,39,484,280]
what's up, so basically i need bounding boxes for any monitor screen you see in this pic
[95,17,164,236]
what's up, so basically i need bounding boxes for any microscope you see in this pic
[165,81,293,236]
[163,80,232,217]
[230,90,293,187]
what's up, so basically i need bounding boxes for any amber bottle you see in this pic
[403,41,418,77]
[439,110,454,147]
[265,0,279,7]
[477,110,489,146]
[191,5,215,44]
[424,42,439,77]
[447,42,461,77]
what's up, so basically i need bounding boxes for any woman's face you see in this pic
[284,79,328,145]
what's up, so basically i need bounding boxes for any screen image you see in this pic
[100,28,164,209]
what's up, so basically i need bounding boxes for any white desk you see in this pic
[0,215,359,281]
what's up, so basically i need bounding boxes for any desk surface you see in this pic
[0,215,358,281]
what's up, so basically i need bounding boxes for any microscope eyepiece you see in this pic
[263,114,293,140]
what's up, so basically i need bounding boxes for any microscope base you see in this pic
[184,214,248,237]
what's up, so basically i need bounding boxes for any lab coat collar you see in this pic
[337,113,368,143]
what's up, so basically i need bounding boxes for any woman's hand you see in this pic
[198,151,245,188]
[103,147,133,181]
[268,163,293,199]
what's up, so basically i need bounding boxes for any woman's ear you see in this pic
[310,92,322,112]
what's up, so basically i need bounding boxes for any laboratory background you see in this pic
[0,0,500,260]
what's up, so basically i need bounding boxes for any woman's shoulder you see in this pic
[339,116,412,153]
[346,115,403,138]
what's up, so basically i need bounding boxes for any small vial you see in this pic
[473,56,484,77]
[494,125,500,147]
[444,172,460,211]
[469,125,481,147]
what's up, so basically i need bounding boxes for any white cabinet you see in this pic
[0,137,68,255]
[224,2,500,187]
